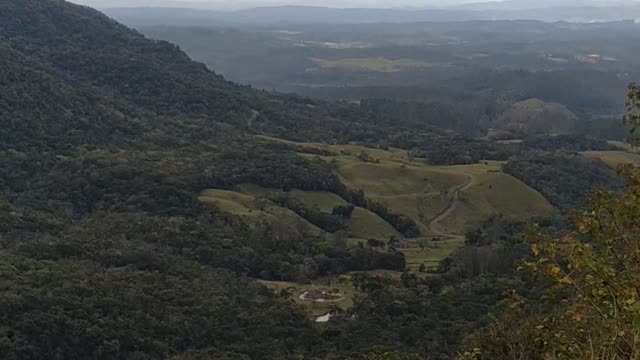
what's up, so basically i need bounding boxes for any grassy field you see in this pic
[289,190,347,212]
[205,137,556,280]
[262,137,554,234]
[374,193,449,230]
[337,162,466,197]
[311,57,434,72]
[401,236,466,272]
[607,141,639,153]
[582,151,640,168]
[336,159,468,234]
[346,207,401,240]
[220,137,562,317]
[198,189,325,235]
[199,189,259,217]
[435,169,554,234]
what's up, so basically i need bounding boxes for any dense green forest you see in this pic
[503,152,624,210]
[0,1,638,359]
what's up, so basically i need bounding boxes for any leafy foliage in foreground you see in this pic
[462,84,640,360]
[463,165,640,360]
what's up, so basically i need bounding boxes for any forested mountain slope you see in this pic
[0,1,367,359]
[1,0,288,150]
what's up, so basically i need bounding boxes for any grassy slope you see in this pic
[582,151,640,168]
[433,163,554,234]
[208,137,554,274]
[346,207,401,240]
[289,189,347,212]
[199,189,325,235]
[607,141,640,153]
[311,57,434,72]
[402,237,466,271]
[222,138,557,310]
[337,161,467,234]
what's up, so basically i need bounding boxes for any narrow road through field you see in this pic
[428,175,474,236]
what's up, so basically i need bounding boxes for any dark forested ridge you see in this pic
[0,1,389,359]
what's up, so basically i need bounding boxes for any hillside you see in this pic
[103,3,640,26]
[492,98,578,139]
[237,137,554,273]
[1,0,424,149]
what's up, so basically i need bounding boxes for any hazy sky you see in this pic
[71,0,495,10]
[70,0,638,10]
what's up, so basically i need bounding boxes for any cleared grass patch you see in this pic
[346,207,401,240]
[401,236,466,272]
[437,171,553,234]
[254,136,553,237]
[582,151,640,168]
[289,189,348,213]
[372,193,448,233]
[245,136,558,272]
[204,183,399,241]
[199,189,263,217]
[607,141,639,153]
[338,162,466,197]
[312,57,434,72]
[198,189,325,235]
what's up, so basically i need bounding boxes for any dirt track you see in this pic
[428,175,474,236]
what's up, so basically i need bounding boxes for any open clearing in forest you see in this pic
[402,236,466,271]
[202,137,553,275]
[199,189,326,235]
[430,165,553,235]
[582,151,640,168]
[257,136,551,233]
[200,137,557,316]
[200,187,398,241]
[607,141,640,153]
[311,57,434,72]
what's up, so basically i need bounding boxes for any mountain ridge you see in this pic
[102,1,640,26]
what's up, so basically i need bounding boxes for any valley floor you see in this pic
[196,136,558,316]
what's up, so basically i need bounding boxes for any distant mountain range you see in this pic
[101,1,640,27]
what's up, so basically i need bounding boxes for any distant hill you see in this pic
[492,99,578,139]
[103,6,479,27]
[103,2,640,27]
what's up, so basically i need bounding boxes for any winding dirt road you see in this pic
[428,175,474,236]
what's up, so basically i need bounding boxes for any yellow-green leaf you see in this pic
[532,244,540,256]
